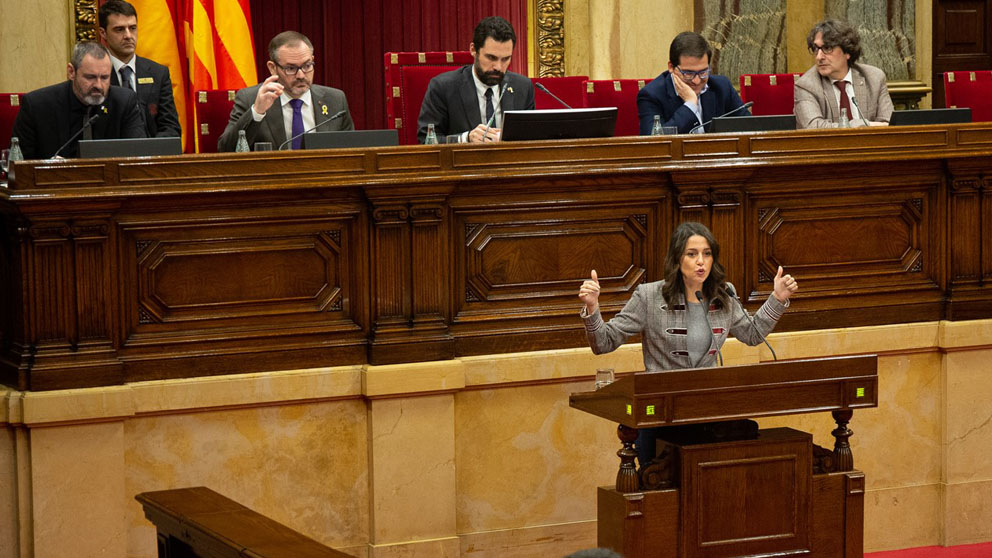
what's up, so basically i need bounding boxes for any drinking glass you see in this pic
[254,142,273,151]
[595,368,615,390]
[1,149,9,175]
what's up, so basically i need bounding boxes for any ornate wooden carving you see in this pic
[535,0,565,77]
[1,125,991,389]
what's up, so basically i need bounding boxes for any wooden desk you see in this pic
[1,125,990,390]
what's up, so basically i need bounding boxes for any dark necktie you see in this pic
[289,98,304,149]
[835,80,852,119]
[82,105,93,140]
[120,66,134,91]
[485,87,495,126]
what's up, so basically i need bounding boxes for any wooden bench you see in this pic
[135,486,352,558]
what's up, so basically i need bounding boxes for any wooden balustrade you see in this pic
[2,123,991,390]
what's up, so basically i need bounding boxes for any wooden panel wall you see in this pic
[2,124,992,390]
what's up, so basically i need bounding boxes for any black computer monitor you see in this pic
[710,114,796,133]
[302,129,399,149]
[500,108,618,141]
[889,108,972,126]
[78,137,182,158]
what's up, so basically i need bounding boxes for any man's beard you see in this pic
[83,93,106,106]
[474,61,504,87]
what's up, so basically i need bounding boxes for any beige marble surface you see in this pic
[455,380,617,533]
[124,399,369,555]
[31,422,127,558]
[458,520,597,558]
[0,0,70,92]
[944,349,992,483]
[369,395,456,544]
[864,483,943,551]
[945,480,992,545]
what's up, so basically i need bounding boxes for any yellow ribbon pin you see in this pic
[508,86,514,94]
[321,104,328,116]
[102,106,108,114]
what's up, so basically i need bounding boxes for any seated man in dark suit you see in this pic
[11,41,146,159]
[417,16,535,143]
[218,31,354,152]
[99,0,181,138]
[637,32,749,134]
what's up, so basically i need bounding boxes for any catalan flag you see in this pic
[183,0,256,151]
[130,0,189,150]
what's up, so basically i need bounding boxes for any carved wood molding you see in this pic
[74,0,99,43]
[535,0,565,77]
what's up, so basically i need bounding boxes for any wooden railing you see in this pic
[2,123,991,390]
[135,487,352,558]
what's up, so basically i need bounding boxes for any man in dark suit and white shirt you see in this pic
[417,16,536,143]
[218,31,354,151]
[637,31,749,134]
[99,0,181,138]
[11,41,146,159]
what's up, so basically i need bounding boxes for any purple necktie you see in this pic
[289,98,304,149]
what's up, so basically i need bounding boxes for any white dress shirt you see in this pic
[109,54,137,90]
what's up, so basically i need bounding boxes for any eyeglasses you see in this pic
[809,44,837,55]
[274,60,315,75]
[676,66,710,81]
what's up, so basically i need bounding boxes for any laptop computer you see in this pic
[889,108,972,126]
[78,137,182,158]
[302,129,399,150]
[710,114,796,133]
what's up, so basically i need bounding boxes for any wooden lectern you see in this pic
[570,355,878,558]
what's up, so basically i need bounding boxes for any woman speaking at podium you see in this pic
[577,221,799,469]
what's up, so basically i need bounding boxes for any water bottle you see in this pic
[839,108,850,128]
[424,123,438,145]
[651,115,663,136]
[235,130,250,152]
[7,137,23,182]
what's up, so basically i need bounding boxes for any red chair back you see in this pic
[581,79,648,136]
[740,74,801,115]
[532,76,588,110]
[1,94,23,151]
[943,71,992,122]
[194,89,237,153]
[384,51,475,145]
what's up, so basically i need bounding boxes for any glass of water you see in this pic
[1,149,9,175]
[595,368,615,390]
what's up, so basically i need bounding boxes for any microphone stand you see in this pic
[688,101,755,134]
[535,82,572,109]
[278,109,348,151]
[52,106,104,159]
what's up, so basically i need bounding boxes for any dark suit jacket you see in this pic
[11,80,146,159]
[636,71,748,134]
[111,56,182,138]
[217,84,354,152]
[417,65,536,143]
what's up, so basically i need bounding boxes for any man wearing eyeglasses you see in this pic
[637,31,749,135]
[794,19,892,129]
[218,31,354,151]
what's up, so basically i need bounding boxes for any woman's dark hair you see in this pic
[661,222,728,307]
[807,18,861,66]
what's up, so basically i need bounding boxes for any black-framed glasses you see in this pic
[274,60,315,75]
[677,66,710,81]
[809,44,837,55]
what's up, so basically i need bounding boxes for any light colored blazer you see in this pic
[794,63,893,129]
[581,280,788,372]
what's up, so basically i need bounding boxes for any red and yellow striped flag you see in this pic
[184,0,256,151]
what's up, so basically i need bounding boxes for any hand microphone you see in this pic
[535,82,572,109]
[481,82,511,142]
[688,101,754,134]
[725,284,777,361]
[849,94,869,127]
[695,290,724,367]
[278,109,347,150]
[52,106,104,158]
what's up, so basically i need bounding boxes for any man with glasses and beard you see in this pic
[11,41,146,159]
[219,31,354,152]
[417,16,535,143]
[637,32,749,135]
[794,19,892,129]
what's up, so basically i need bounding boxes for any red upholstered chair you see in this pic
[384,51,475,145]
[943,71,992,122]
[739,74,801,116]
[581,79,648,136]
[532,76,588,109]
[1,93,23,151]
[194,89,237,153]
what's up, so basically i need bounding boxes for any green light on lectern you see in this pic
[856,387,865,398]
[626,404,632,415]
